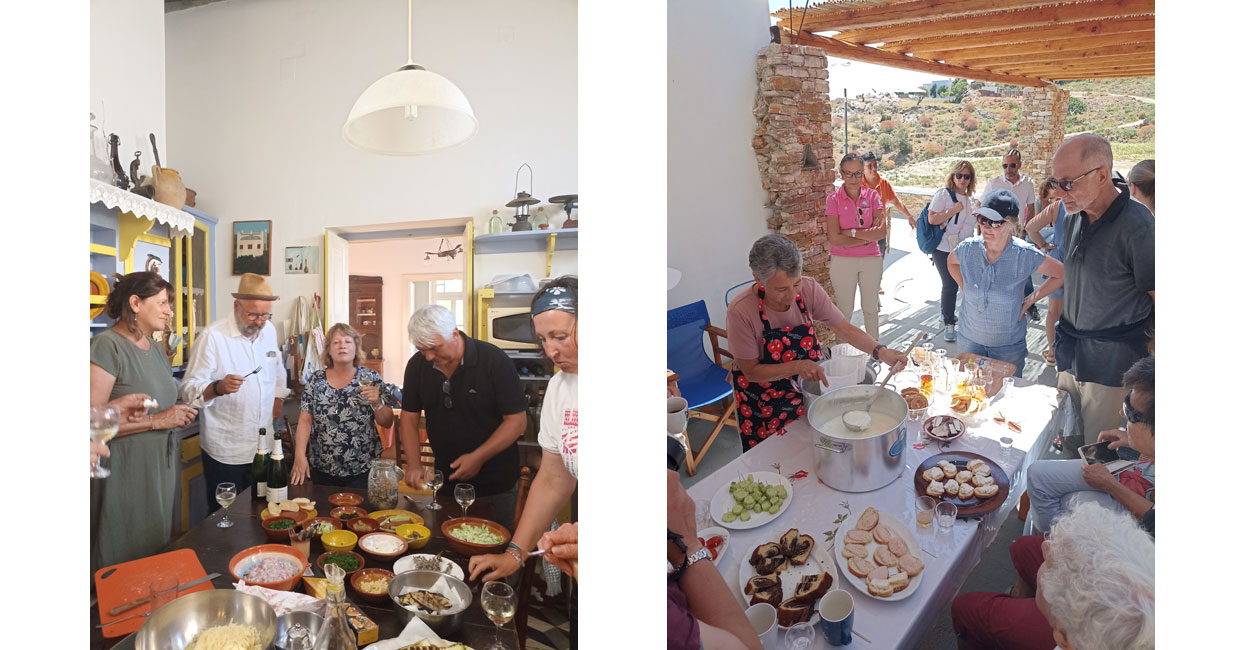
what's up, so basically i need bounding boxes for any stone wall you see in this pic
[1019,86,1069,184]
[752,43,835,295]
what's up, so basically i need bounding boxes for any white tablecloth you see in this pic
[686,379,1062,649]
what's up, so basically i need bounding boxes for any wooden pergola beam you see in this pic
[787,30,1049,87]
[986,55,1154,72]
[1001,63,1156,77]
[833,0,1153,45]
[914,31,1153,63]
[1052,68,1154,79]
[773,0,1053,34]
[882,16,1154,54]
[955,41,1153,67]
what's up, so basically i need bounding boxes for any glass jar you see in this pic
[488,210,504,234]
[532,206,549,230]
[89,116,113,182]
[367,459,404,510]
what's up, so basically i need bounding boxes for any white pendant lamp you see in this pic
[342,0,478,155]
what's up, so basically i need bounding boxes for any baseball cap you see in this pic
[981,189,1021,219]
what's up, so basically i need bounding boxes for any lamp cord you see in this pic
[406,0,413,65]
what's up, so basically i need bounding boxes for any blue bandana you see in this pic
[532,286,576,316]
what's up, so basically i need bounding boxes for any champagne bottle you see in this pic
[267,430,289,504]
[313,564,359,649]
[251,428,269,500]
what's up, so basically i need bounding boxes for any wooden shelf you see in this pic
[474,228,577,254]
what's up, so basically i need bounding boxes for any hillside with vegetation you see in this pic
[832,77,1154,189]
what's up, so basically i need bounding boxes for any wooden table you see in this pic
[91,484,519,649]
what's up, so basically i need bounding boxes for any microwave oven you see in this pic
[486,307,539,350]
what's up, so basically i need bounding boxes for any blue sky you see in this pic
[767,1,945,95]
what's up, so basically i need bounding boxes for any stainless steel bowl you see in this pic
[388,570,473,636]
[135,590,276,650]
[275,610,324,650]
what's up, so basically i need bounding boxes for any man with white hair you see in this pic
[399,305,526,529]
[1049,134,1154,452]
[951,502,1154,650]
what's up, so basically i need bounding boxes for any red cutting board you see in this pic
[94,548,214,638]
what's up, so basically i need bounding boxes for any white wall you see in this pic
[165,0,578,330]
[90,0,166,174]
[667,0,773,326]
[347,236,464,382]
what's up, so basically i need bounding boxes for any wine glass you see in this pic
[89,405,120,478]
[424,468,445,511]
[481,580,516,650]
[216,482,237,528]
[455,483,475,519]
[785,621,816,650]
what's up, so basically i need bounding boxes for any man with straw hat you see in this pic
[182,273,290,510]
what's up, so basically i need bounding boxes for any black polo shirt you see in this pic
[402,334,526,496]
[1060,181,1155,386]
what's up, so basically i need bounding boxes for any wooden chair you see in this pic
[389,410,433,495]
[667,300,739,475]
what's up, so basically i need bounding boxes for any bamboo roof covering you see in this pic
[772,0,1154,87]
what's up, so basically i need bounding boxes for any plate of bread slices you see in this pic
[832,506,926,601]
[738,527,838,628]
[913,452,1010,518]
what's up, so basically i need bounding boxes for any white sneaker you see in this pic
[945,324,957,343]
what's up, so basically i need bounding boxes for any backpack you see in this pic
[915,188,958,254]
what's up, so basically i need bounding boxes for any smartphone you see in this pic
[1078,441,1121,465]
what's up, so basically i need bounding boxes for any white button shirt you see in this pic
[180,316,290,464]
[983,173,1036,224]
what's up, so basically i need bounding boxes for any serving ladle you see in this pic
[842,332,925,432]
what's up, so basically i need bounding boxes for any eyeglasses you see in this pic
[976,216,1007,229]
[840,170,864,179]
[1122,393,1148,425]
[245,312,274,321]
[954,173,972,180]
[1047,167,1101,192]
[441,379,453,409]
[1001,163,1020,169]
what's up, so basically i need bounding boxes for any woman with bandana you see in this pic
[470,276,580,581]
[726,235,907,450]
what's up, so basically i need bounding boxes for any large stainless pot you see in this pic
[808,384,909,492]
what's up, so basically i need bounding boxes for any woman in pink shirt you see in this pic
[825,153,887,339]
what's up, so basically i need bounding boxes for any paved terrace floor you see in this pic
[677,219,1066,650]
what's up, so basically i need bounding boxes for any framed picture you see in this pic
[284,246,320,275]
[233,220,272,275]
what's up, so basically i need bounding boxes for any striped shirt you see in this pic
[955,237,1045,346]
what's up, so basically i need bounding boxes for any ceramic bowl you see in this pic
[357,531,409,561]
[349,568,395,605]
[395,523,432,550]
[261,516,298,542]
[228,544,309,592]
[441,517,511,557]
[321,529,358,552]
[316,550,365,578]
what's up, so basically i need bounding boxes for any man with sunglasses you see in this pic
[1050,134,1155,453]
[399,305,527,530]
[182,273,291,512]
[983,148,1039,321]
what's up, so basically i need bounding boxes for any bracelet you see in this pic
[505,547,524,565]
[211,379,222,396]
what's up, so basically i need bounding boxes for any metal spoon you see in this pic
[843,332,925,432]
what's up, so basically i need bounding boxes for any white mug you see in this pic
[745,602,779,649]
[667,397,688,435]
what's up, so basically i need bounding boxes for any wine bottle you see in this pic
[251,428,269,500]
[267,430,289,504]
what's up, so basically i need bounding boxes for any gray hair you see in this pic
[748,234,803,283]
[407,305,457,348]
[1041,502,1155,650]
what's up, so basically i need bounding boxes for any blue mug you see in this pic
[817,589,855,646]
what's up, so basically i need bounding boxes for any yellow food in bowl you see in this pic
[357,574,390,595]
[397,523,432,549]
[322,529,358,552]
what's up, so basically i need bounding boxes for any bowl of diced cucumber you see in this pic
[720,474,789,525]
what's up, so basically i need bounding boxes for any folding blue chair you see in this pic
[668,300,738,475]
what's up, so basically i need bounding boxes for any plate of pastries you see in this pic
[913,452,1010,518]
[739,527,838,627]
[832,506,926,601]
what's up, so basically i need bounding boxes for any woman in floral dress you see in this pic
[291,323,395,488]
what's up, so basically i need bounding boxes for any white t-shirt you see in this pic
[538,371,578,479]
[928,188,975,253]
[982,173,1036,224]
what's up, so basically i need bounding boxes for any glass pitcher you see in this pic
[367,459,404,510]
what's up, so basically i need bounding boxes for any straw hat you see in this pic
[232,273,280,301]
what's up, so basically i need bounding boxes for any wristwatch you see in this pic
[682,547,713,573]
[870,344,887,361]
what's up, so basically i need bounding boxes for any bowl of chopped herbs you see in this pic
[316,550,365,577]
[262,515,298,541]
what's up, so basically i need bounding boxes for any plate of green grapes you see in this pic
[709,472,795,530]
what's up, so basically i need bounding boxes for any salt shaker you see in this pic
[285,623,312,650]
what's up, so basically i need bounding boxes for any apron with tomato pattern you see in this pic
[730,288,825,450]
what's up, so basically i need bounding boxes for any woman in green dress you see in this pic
[89,272,198,570]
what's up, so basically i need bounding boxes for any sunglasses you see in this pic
[976,216,1007,229]
[1122,393,1148,425]
[954,173,972,180]
[1047,167,1101,192]
[1002,163,1020,169]
[441,379,453,409]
